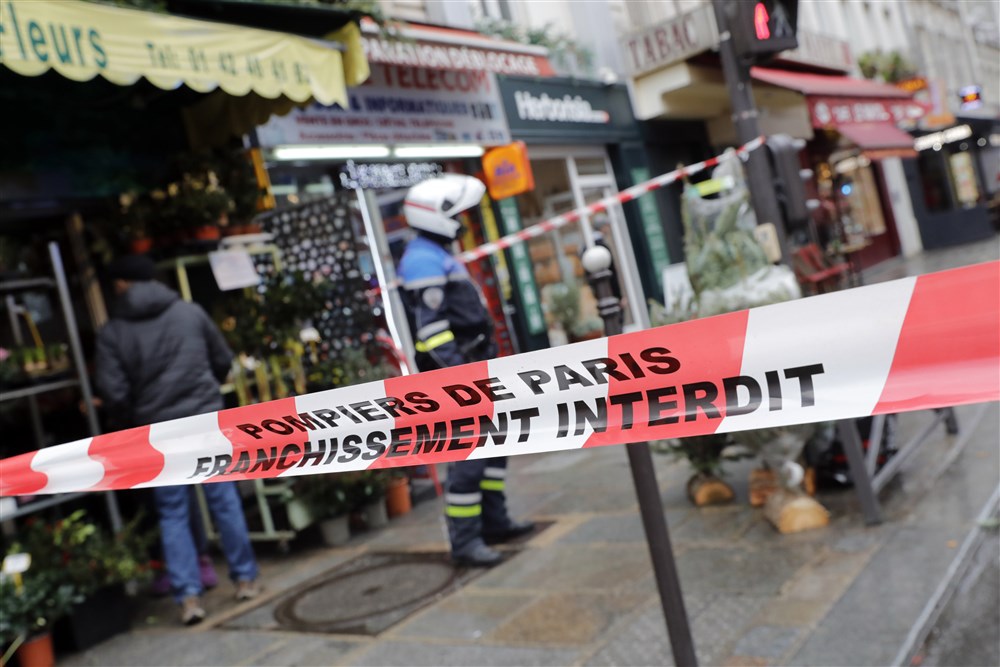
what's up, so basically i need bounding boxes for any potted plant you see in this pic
[295,475,352,547]
[546,280,580,346]
[12,511,155,652]
[0,570,81,667]
[350,471,388,529]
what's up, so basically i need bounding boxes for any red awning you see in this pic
[750,67,927,128]
[837,123,917,159]
[750,67,911,98]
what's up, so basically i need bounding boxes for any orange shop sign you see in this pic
[482,142,534,200]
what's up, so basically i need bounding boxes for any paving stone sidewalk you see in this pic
[59,237,999,667]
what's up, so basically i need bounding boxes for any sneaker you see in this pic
[180,596,205,626]
[199,555,218,589]
[235,579,261,601]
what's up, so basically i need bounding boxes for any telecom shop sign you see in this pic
[497,76,639,143]
[361,33,555,78]
[255,64,511,147]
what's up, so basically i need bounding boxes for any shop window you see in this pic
[573,156,611,177]
[978,145,1000,196]
[514,158,605,344]
[917,150,956,212]
[948,151,981,207]
[833,159,886,241]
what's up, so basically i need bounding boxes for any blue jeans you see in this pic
[153,482,258,603]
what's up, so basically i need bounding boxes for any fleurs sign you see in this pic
[0,0,356,106]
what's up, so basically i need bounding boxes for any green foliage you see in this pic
[214,271,329,356]
[857,50,917,83]
[348,470,387,508]
[653,434,754,478]
[0,573,81,649]
[476,18,593,76]
[570,315,605,339]
[546,281,580,334]
[9,510,156,598]
[681,184,768,301]
[655,164,806,478]
[294,474,352,519]
[305,346,399,391]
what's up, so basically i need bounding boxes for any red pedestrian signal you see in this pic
[754,3,771,40]
[725,0,799,62]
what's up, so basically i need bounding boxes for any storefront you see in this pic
[492,75,668,348]
[749,67,928,268]
[254,24,559,362]
[620,5,928,272]
[903,117,1000,248]
[0,0,368,559]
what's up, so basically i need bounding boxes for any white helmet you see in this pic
[404,174,486,239]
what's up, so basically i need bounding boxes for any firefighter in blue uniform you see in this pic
[398,174,534,567]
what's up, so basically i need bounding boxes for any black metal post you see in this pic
[584,246,698,667]
[711,0,790,261]
[837,420,883,526]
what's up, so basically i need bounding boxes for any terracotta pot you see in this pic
[17,633,54,667]
[385,476,411,518]
[192,225,221,241]
[223,223,247,236]
[129,237,153,254]
[242,222,263,234]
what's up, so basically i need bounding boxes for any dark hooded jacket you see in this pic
[95,281,233,427]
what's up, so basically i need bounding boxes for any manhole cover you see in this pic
[225,525,551,636]
[276,559,457,632]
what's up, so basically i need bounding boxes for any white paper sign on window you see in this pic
[208,250,261,291]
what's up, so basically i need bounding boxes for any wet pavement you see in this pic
[58,237,999,667]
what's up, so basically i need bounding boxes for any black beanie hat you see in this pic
[107,255,156,282]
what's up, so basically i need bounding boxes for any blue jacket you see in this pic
[397,234,496,370]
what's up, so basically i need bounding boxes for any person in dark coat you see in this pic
[397,175,534,568]
[95,255,259,625]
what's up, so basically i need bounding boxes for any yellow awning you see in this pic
[0,0,368,107]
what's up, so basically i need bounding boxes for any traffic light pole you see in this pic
[711,0,791,261]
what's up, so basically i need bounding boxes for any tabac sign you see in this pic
[623,4,719,76]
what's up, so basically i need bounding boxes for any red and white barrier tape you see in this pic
[2,261,996,497]
[365,135,766,298]
[456,136,765,265]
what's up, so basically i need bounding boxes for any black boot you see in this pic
[451,541,503,567]
[483,519,536,545]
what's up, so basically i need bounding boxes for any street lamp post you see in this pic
[582,245,698,667]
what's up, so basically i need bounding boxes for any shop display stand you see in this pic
[0,242,122,531]
[159,245,299,549]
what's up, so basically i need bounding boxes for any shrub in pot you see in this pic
[295,475,352,546]
[11,511,155,651]
[0,571,81,667]
[350,471,388,529]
